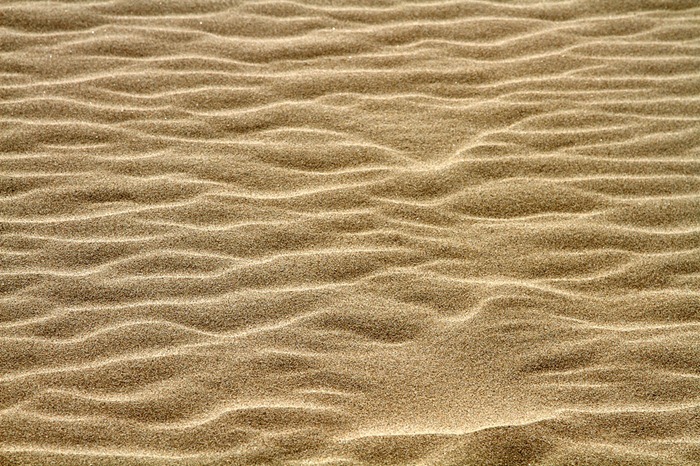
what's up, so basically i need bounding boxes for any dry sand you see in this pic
[1,0,699,464]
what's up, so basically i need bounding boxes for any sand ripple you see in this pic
[1,0,699,464]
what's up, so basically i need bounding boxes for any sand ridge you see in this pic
[1,0,699,464]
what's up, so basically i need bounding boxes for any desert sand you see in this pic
[1,0,699,464]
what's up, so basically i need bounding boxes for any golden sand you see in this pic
[1,0,699,464]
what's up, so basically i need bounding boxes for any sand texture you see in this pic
[1,0,699,464]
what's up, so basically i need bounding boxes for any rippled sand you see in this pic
[1,1,699,464]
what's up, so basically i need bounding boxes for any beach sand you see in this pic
[1,1,699,464]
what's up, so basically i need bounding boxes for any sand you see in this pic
[0,0,699,464]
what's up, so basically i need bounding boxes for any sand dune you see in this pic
[1,0,699,464]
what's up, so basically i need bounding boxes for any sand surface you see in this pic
[1,1,699,464]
